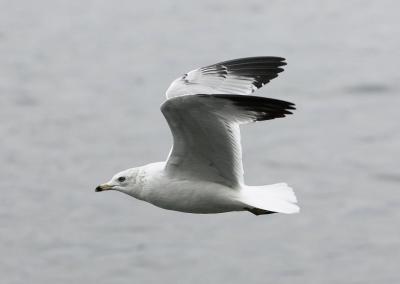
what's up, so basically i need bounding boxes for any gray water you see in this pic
[1,1,399,283]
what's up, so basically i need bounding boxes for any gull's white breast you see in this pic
[137,162,244,214]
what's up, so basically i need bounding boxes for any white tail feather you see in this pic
[240,183,300,214]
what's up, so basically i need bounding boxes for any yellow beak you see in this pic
[95,183,114,192]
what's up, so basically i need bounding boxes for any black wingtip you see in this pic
[202,94,296,121]
[204,57,288,92]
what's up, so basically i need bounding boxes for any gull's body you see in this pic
[130,162,242,214]
[96,57,300,216]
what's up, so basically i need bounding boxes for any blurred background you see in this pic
[1,0,399,283]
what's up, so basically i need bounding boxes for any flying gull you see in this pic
[96,57,299,216]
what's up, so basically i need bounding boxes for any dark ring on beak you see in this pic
[95,184,114,192]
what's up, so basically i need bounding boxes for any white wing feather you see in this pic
[161,94,295,188]
[166,57,286,98]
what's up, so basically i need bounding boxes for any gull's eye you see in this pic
[117,176,126,182]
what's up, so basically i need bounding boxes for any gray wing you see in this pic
[166,57,287,98]
[161,94,295,188]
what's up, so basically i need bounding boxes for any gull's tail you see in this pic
[239,183,300,215]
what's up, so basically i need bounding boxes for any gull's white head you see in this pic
[95,168,141,196]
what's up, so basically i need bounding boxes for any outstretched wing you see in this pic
[161,94,295,188]
[166,57,286,98]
